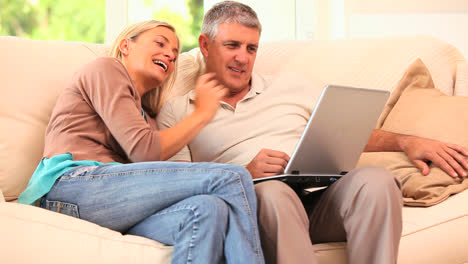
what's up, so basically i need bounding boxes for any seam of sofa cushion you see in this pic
[80,43,102,57]
[313,242,347,252]
[0,208,172,249]
[80,43,109,57]
[402,215,467,238]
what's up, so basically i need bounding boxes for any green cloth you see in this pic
[18,153,119,205]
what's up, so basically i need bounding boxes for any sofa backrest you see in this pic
[0,37,108,201]
[168,35,467,101]
[0,35,466,202]
[261,36,466,95]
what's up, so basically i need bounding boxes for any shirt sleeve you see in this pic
[157,98,193,161]
[76,57,161,162]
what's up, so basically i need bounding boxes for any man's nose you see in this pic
[234,49,249,64]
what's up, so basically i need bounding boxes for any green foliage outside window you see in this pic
[0,0,105,43]
[0,0,203,51]
[148,0,203,52]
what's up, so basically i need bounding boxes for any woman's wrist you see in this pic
[191,108,214,126]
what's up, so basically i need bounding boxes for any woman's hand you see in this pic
[193,73,227,123]
[158,73,226,161]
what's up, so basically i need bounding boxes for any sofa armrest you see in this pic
[0,189,5,203]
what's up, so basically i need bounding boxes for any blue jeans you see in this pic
[40,161,264,264]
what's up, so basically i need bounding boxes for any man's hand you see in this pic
[399,135,468,177]
[366,129,468,177]
[246,148,290,179]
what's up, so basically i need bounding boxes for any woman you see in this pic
[18,20,264,264]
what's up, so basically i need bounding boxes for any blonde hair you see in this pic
[109,20,179,116]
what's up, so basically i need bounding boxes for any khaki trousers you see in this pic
[255,166,403,264]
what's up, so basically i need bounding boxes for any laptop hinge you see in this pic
[340,171,348,175]
[292,170,300,175]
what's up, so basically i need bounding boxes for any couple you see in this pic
[18,1,468,264]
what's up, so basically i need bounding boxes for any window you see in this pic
[1,0,203,51]
[128,0,203,52]
[0,0,105,43]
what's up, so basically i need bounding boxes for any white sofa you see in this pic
[1,35,467,264]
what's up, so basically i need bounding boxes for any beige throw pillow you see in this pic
[357,58,468,207]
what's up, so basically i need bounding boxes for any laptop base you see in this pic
[253,174,342,189]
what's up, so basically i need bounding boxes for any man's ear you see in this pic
[199,34,210,58]
[119,38,130,56]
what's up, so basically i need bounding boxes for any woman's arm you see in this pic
[80,59,224,162]
[158,73,226,160]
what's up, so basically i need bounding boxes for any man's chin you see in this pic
[224,80,250,92]
[227,85,250,94]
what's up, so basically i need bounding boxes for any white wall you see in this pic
[105,0,128,44]
[106,0,468,58]
[348,13,468,58]
[204,0,297,42]
[205,0,468,58]
[345,0,468,57]
[204,0,348,41]
[347,0,468,13]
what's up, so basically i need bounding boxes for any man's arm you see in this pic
[365,129,468,177]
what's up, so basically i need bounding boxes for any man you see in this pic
[157,1,468,263]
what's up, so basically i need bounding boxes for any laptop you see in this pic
[253,84,390,189]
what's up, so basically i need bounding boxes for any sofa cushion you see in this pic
[357,59,468,206]
[313,190,468,264]
[399,190,468,263]
[275,36,464,129]
[0,36,107,201]
[168,36,464,118]
[454,61,468,96]
[167,47,205,100]
[0,202,173,263]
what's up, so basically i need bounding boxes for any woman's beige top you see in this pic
[43,57,161,163]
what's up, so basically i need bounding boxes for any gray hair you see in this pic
[201,1,262,39]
